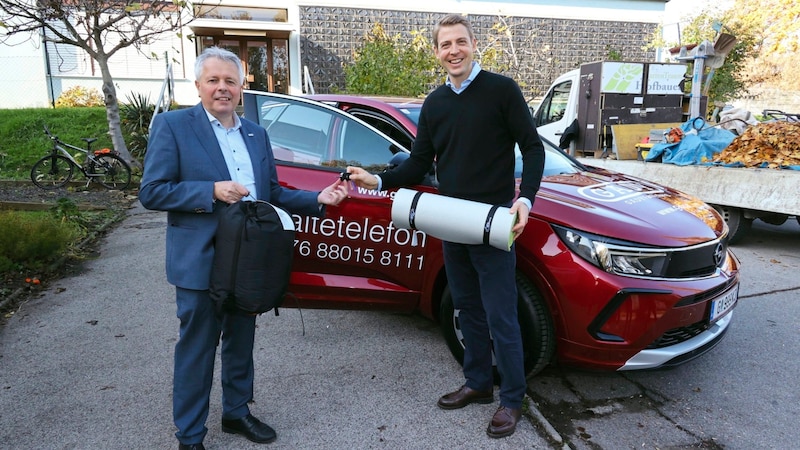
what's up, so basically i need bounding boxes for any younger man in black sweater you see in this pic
[347,13,545,438]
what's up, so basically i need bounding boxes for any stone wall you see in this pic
[299,7,656,100]
[732,87,800,117]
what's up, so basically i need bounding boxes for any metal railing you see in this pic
[150,53,175,131]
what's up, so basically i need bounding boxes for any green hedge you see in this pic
[0,210,81,274]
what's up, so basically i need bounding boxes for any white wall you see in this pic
[0,12,198,109]
[0,31,50,108]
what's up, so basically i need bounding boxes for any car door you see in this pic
[242,91,436,311]
[532,78,575,146]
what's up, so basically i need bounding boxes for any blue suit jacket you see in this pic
[139,103,321,290]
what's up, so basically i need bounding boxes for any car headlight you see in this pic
[554,225,669,278]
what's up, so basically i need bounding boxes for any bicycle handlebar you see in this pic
[43,125,58,141]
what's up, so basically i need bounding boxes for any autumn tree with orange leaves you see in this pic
[652,0,800,104]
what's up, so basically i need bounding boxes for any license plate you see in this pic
[709,284,738,322]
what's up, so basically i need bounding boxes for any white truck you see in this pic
[532,61,691,157]
[532,61,800,242]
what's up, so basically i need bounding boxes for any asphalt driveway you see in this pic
[0,202,553,449]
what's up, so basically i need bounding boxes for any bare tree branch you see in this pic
[0,0,217,167]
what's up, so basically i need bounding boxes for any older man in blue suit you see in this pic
[139,47,348,450]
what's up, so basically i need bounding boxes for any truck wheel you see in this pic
[760,214,787,226]
[439,273,555,380]
[713,205,752,244]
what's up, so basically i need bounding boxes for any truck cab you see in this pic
[532,62,688,157]
[532,69,580,151]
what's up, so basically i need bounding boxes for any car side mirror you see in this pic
[387,151,408,169]
[385,152,438,188]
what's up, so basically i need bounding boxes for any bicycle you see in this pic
[30,125,132,190]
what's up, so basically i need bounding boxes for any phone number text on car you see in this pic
[293,215,428,270]
[294,240,424,270]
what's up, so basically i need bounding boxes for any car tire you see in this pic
[712,205,752,244]
[439,273,556,380]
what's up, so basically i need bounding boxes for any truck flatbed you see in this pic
[578,158,800,242]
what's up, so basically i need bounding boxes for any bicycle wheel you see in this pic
[30,154,75,189]
[90,153,131,190]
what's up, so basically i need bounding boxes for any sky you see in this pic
[662,0,736,44]
[662,0,711,43]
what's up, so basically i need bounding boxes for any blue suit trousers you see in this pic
[442,241,526,409]
[173,287,256,444]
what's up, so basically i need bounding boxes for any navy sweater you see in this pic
[380,70,545,205]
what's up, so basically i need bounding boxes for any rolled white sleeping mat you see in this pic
[391,188,517,252]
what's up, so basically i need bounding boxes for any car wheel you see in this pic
[713,205,752,244]
[439,273,555,380]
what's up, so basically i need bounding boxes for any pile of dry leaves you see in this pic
[712,121,800,168]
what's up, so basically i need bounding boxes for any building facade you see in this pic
[0,0,670,109]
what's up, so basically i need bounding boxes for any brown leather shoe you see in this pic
[486,405,522,438]
[437,385,493,410]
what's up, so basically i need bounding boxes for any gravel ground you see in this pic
[0,181,139,211]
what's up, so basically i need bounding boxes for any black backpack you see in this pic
[209,200,295,315]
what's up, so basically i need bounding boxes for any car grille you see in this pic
[646,321,710,349]
[647,277,737,349]
[662,239,727,279]
[675,278,737,307]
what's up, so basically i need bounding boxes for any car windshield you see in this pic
[515,139,582,178]
[392,104,421,125]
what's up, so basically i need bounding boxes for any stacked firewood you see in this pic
[711,122,800,168]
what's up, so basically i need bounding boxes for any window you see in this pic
[338,121,396,169]
[250,94,399,172]
[199,36,290,94]
[348,111,414,151]
[534,80,572,127]
[195,6,287,22]
[258,99,330,165]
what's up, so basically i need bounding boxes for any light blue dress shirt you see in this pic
[446,61,482,94]
[205,109,257,201]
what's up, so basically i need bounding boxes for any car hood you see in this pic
[533,167,726,247]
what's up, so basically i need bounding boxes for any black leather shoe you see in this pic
[486,405,522,438]
[178,444,205,450]
[437,385,494,410]
[222,413,277,443]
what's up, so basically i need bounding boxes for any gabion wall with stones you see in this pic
[299,7,656,100]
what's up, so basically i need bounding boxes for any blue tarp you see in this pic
[645,118,800,170]
[645,118,736,165]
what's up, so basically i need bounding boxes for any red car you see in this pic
[242,91,740,376]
